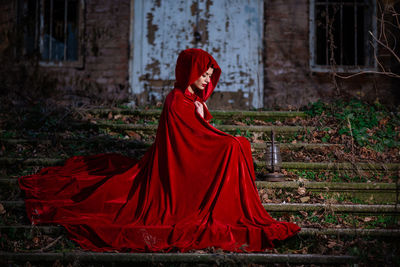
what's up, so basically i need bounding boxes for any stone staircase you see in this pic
[0,108,399,266]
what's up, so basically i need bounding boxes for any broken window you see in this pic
[310,0,377,71]
[17,0,84,66]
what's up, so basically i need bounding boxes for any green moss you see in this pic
[305,98,400,152]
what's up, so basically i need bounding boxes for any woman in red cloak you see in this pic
[19,48,301,252]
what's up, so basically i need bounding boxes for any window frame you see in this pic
[309,0,378,73]
[18,0,85,68]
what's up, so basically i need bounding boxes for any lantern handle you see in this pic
[271,130,275,173]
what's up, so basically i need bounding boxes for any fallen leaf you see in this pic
[297,187,306,195]
[327,240,338,248]
[299,211,308,217]
[364,217,374,222]
[253,119,268,125]
[234,121,246,126]
[0,203,5,214]
[300,196,310,203]
[32,236,39,245]
[126,131,141,140]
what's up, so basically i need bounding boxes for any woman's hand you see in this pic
[194,101,204,118]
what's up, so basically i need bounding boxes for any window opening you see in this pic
[310,0,377,71]
[18,0,83,65]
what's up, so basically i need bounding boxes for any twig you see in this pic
[334,70,400,79]
[33,235,63,252]
[346,116,356,165]
[369,30,400,63]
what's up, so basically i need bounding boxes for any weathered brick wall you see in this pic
[0,0,131,107]
[48,0,131,105]
[0,1,13,56]
[264,0,399,109]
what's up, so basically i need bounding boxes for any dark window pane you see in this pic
[343,4,355,65]
[357,5,365,65]
[314,0,372,67]
[24,0,37,55]
[332,4,341,64]
[42,0,51,60]
[51,0,66,61]
[316,5,327,65]
[66,0,79,61]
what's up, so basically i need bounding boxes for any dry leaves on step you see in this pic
[0,203,5,214]
[297,187,306,195]
[299,211,308,217]
[126,131,141,140]
[300,196,310,203]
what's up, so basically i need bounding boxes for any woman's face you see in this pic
[192,67,214,90]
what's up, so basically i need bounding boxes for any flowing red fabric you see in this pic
[19,48,301,252]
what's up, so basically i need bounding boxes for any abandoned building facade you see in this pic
[1,0,399,109]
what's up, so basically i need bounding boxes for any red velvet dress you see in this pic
[19,48,301,252]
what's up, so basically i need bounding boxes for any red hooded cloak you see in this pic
[19,48,301,252]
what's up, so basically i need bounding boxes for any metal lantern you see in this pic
[264,131,285,182]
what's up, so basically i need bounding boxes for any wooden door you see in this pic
[130,0,264,108]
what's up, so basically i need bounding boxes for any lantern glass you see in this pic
[265,142,282,171]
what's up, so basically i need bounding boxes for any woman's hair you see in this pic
[207,61,214,69]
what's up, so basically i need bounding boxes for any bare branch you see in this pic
[334,70,400,79]
[369,30,400,63]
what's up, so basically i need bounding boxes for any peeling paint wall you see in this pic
[130,0,264,109]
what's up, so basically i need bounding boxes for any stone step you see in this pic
[1,225,399,238]
[2,221,397,264]
[2,179,398,204]
[2,201,399,216]
[86,108,308,121]
[258,161,400,171]
[70,121,315,136]
[1,157,397,172]
[0,137,344,151]
[0,252,357,265]
[0,137,348,164]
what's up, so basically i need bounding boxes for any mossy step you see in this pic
[1,179,397,204]
[87,108,308,120]
[0,137,343,151]
[261,181,399,204]
[3,178,395,190]
[0,252,357,265]
[258,161,400,171]
[2,201,399,215]
[263,203,400,214]
[1,157,397,172]
[70,121,315,135]
[1,225,399,238]
[258,181,398,190]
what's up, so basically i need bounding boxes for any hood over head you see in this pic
[174,48,221,101]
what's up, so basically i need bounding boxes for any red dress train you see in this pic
[19,48,301,252]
